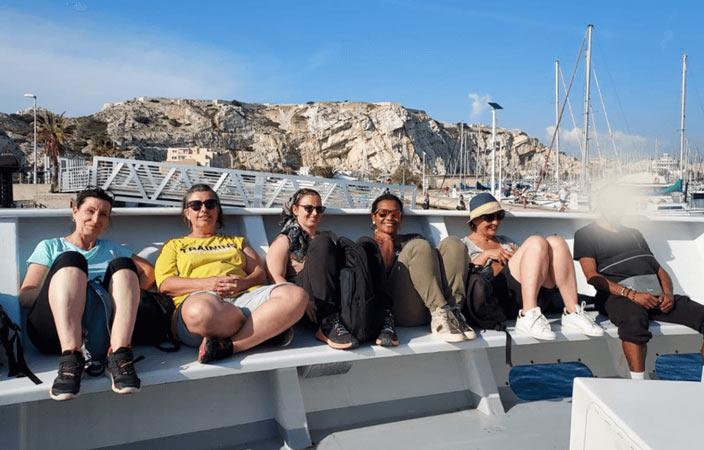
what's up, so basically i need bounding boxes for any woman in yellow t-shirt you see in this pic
[155,184,307,363]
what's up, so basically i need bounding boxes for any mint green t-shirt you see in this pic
[27,238,134,281]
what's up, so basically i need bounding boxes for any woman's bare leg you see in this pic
[48,267,87,352]
[108,268,141,349]
[507,236,552,311]
[231,285,307,353]
[181,293,247,337]
[545,236,579,313]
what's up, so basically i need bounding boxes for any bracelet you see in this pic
[619,286,627,297]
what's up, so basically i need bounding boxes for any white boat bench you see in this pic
[1,314,699,450]
[2,208,704,449]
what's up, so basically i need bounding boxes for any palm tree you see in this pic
[37,111,75,192]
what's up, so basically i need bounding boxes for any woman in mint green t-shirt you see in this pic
[19,188,154,401]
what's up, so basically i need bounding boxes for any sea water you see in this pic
[510,354,703,401]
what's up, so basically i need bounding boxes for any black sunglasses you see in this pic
[187,199,219,211]
[374,208,402,220]
[297,204,326,214]
[479,211,505,222]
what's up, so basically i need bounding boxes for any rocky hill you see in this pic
[0,97,577,181]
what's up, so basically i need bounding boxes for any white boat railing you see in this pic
[58,156,417,208]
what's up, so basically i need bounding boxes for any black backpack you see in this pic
[464,270,509,330]
[337,237,384,343]
[132,291,180,352]
[463,268,514,366]
[0,304,41,384]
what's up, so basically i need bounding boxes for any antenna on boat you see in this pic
[679,51,687,178]
[581,24,594,191]
[555,59,560,186]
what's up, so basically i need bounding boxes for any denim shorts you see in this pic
[173,284,285,348]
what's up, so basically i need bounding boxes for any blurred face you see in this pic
[184,190,220,233]
[472,210,505,237]
[372,199,403,235]
[292,194,324,231]
[72,197,111,238]
[596,186,632,226]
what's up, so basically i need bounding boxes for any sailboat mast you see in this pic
[581,24,593,190]
[555,58,560,186]
[680,51,687,177]
[460,123,465,185]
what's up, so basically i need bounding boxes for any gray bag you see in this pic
[618,274,662,296]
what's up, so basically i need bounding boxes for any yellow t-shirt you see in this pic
[155,235,253,307]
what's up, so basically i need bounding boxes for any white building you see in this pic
[652,153,678,174]
[166,147,231,168]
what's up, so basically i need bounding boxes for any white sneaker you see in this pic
[561,302,604,337]
[430,306,466,343]
[516,307,556,340]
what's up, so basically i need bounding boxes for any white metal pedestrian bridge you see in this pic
[59,156,416,208]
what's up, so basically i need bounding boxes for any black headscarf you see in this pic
[278,189,321,262]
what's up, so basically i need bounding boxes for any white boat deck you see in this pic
[570,378,704,450]
[1,208,703,449]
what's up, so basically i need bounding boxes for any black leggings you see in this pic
[26,251,137,354]
[294,233,341,324]
[602,294,704,344]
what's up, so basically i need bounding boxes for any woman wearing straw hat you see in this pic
[462,193,603,340]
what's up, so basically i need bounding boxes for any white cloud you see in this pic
[306,44,340,71]
[659,30,674,50]
[468,92,492,121]
[0,8,267,116]
[545,125,650,158]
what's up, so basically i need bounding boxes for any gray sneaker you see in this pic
[430,305,466,343]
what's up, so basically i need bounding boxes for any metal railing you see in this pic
[59,156,416,208]
[59,157,92,192]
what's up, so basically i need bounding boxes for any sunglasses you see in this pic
[187,199,219,211]
[297,204,326,214]
[375,208,402,220]
[479,211,505,222]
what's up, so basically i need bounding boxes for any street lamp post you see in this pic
[23,93,37,184]
[488,102,503,197]
[422,151,427,194]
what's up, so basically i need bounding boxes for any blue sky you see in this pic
[1,0,703,158]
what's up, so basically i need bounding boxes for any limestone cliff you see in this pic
[0,98,576,180]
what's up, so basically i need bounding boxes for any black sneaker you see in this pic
[315,313,358,350]
[198,337,234,364]
[376,309,399,347]
[50,350,85,401]
[265,327,295,347]
[107,347,141,394]
[450,305,476,340]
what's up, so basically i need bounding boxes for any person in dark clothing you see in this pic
[267,188,390,349]
[456,194,467,211]
[422,192,430,210]
[574,188,704,380]
[359,193,475,343]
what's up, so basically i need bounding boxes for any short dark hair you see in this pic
[75,187,114,209]
[182,184,224,229]
[371,193,403,214]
